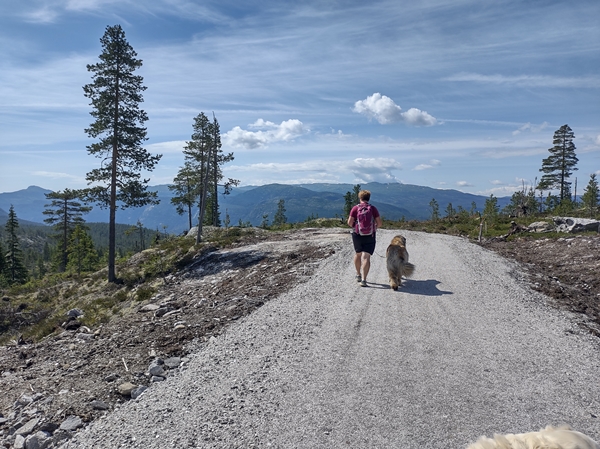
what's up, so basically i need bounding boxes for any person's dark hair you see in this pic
[358,190,371,202]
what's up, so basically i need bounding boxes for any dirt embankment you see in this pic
[484,233,600,337]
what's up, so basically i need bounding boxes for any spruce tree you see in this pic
[538,124,578,201]
[0,240,7,287]
[83,25,162,282]
[4,206,28,285]
[67,224,98,275]
[43,189,91,272]
[273,199,287,226]
[581,174,599,218]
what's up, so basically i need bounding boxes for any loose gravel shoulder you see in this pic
[61,230,600,449]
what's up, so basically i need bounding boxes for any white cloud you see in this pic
[490,180,503,185]
[147,140,186,154]
[595,135,600,146]
[512,121,549,135]
[446,73,600,89]
[227,157,402,184]
[223,119,309,149]
[413,159,441,170]
[456,181,473,187]
[353,93,437,126]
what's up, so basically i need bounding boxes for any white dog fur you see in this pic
[466,425,599,449]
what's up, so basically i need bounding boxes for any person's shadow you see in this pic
[382,279,453,296]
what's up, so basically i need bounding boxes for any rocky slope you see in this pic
[0,228,599,448]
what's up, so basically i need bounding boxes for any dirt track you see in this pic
[60,229,600,448]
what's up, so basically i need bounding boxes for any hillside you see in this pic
[0,182,511,233]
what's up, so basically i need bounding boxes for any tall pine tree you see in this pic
[43,189,91,272]
[538,124,578,201]
[83,25,162,282]
[4,206,28,285]
[176,112,238,242]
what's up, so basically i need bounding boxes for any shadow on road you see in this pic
[398,279,453,296]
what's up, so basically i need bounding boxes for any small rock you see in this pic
[139,304,160,313]
[148,364,166,377]
[39,422,59,433]
[104,373,119,382]
[62,319,81,331]
[15,395,34,407]
[75,333,95,341]
[13,434,26,449]
[151,376,165,382]
[59,415,83,431]
[90,400,109,411]
[131,386,148,400]
[163,357,181,369]
[117,382,137,396]
[66,308,84,318]
[15,418,39,436]
[24,430,52,449]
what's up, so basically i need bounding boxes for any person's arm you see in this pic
[375,216,383,228]
[347,206,356,228]
[347,215,355,227]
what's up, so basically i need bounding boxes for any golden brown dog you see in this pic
[386,235,415,290]
[466,425,599,449]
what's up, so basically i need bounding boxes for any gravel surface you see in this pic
[62,230,600,449]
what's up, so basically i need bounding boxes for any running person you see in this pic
[347,190,382,287]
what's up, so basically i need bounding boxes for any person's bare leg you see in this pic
[361,252,371,281]
[354,252,362,277]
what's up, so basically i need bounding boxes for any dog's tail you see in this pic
[402,262,415,278]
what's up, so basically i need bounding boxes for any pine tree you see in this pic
[43,189,91,272]
[538,124,578,201]
[429,198,440,222]
[169,161,197,231]
[273,199,287,226]
[182,112,213,243]
[4,206,28,285]
[208,116,239,227]
[83,25,162,282]
[581,174,599,218]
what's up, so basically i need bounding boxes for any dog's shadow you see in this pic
[393,279,453,296]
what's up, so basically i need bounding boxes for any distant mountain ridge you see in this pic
[0,183,511,233]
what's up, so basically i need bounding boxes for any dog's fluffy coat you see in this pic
[466,426,599,449]
[385,235,415,290]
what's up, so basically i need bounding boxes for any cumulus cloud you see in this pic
[223,119,309,149]
[353,93,437,126]
[345,157,402,183]
[512,121,549,135]
[456,181,473,187]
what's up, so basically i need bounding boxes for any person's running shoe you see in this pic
[355,274,362,282]
[360,280,367,287]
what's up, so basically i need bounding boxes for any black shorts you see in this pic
[352,232,376,255]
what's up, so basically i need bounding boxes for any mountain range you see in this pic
[0,183,511,234]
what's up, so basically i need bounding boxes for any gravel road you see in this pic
[63,230,600,449]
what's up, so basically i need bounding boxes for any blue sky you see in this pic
[1,0,599,198]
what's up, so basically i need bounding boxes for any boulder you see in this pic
[526,221,555,233]
[553,217,600,233]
